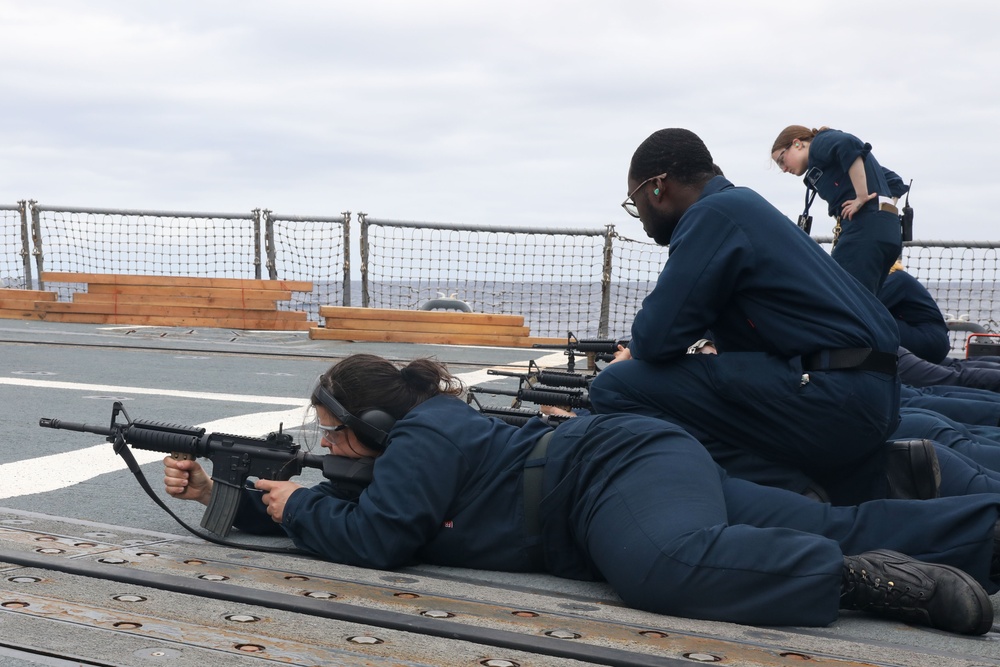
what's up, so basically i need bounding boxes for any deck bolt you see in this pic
[348,636,383,645]
[284,575,310,581]
[113,595,147,602]
[34,536,57,542]
[98,558,128,564]
[199,574,229,581]
[36,548,65,555]
[545,630,581,640]
[226,614,260,623]
[2,601,29,608]
[779,653,812,661]
[481,661,520,667]
[183,559,206,565]
[113,621,142,629]
[512,611,538,618]
[304,591,337,599]
[74,542,98,547]
[135,552,159,557]
[394,592,419,599]
[684,653,722,662]
[421,610,454,618]
[640,630,668,639]
[7,577,41,583]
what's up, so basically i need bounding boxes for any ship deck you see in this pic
[2,318,999,667]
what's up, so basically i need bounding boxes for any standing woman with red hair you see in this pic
[771,126,904,294]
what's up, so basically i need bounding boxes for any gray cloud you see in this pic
[1,0,997,239]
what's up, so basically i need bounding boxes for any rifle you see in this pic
[466,393,573,427]
[39,401,373,538]
[468,383,592,410]
[532,332,628,372]
[487,359,595,388]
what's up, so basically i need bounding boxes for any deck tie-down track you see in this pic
[0,517,989,667]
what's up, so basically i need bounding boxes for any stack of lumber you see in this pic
[310,306,565,347]
[8,272,315,330]
[0,289,57,319]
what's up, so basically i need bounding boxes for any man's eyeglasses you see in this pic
[621,173,667,218]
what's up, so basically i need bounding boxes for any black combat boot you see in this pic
[885,439,941,499]
[841,550,993,635]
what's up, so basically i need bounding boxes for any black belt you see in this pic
[801,348,897,376]
[523,430,554,566]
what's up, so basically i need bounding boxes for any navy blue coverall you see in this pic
[901,384,1000,425]
[899,347,1000,392]
[230,396,1000,628]
[589,176,901,505]
[805,129,902,293]
[879,270,950,363]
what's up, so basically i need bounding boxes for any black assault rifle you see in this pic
[532,332,628,372]
[486,359,595,388]
[469,384,592,410]
[39,402,373,539]
[467,393,573,427]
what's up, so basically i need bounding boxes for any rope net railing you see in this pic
[0,204,28,289]
[360,216,612,339]
[606,231,670,340]
[264,211,351,321]
[4,201,998,355]
[30,205,262,299]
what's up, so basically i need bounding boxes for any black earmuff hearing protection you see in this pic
[311,376,396,451]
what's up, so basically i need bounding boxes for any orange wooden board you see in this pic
[41,272,312,292]
[72,292,282,310]
[0,289,56,301]
[310,327,534,347]
[318,306,523,326]
[84,284,293,301]
[325,316,529,337]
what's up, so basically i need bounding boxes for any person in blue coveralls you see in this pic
[589,128,904,506]
[161,353,1000,634]
[880,261,951,364]
[770,125,903,294]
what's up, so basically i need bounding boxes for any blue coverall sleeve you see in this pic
[813,130,866,173]
[629,208,750,361]
[280,423,469,569]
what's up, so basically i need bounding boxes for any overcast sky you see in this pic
[2,1,997,241]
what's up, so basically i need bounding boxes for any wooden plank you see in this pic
[322,316,529,337]
[525,336,575,347]
[87,284,293,301]
[318,306,523,326]
[0,289,57,301]
[0,309,44,320]
[309,327,534,347]
[36,301,308,320]
[0,299,57,310]
[41,272,313,292]
[73,292,282,310]
[37,311,315,330]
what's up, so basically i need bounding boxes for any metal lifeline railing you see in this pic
[2,201,996,349]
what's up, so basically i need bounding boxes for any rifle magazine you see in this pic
[201,480,243,537]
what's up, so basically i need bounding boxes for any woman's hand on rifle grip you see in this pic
[163,455,213,506]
